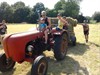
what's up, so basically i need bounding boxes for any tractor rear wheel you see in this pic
[0,53,16,72]
[31,55,48,75]
[54,33,68,60]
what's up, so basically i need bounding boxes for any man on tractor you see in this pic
[41,11,51,29]
[40,11,51,44]
[39,18,48,44]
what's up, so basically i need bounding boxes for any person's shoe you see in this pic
[86,40,88,43]
[44,42,47,45]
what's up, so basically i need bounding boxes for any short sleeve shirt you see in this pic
[58,20,63,29]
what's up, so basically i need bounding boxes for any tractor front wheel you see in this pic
[0,53,16,72]
[31,55,48,75]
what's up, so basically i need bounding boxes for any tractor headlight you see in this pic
[27,45,34,52]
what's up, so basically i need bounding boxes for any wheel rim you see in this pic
[2,56,15,69]
[61,33,68,55]
[6,59,15,69]
[37,61,47,75]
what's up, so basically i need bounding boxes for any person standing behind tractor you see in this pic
[0,20,7,45]
[65,17,77,46]
[62,16,69,30]
[57,13,68,30]
[82,20,89,43]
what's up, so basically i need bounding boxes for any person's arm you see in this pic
[0,23,3,27]
[0,23,2,25]
[0,25,3,28]
[60,18,69,26]
[47,18,51,28]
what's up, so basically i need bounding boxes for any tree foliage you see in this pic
[92,12,100,22]
[77,13,86,23]
[54,0,80,18]
[33,2,45,13]
[32,2,45,23]
[0,0,83,23]
[12,1,25,10]
[13,7,31,23]
[46,9,57,17]
[0,2,13,22]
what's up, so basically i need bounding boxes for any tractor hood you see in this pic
[3,30,44,62]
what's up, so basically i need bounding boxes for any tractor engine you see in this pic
[25,38,46,58]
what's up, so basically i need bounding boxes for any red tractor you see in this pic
[0,26,68,75]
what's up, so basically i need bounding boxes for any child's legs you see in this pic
[86,34,89,40]
[84,34,89,43]
[84,31,88,40]
[84,34,86,40]
[44,30,48,43]
[86,31,89,40]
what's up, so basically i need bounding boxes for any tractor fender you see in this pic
[53,30,68,36]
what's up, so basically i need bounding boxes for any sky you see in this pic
[0,0,100,17]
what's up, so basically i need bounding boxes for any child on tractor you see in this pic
[39,18,48,44]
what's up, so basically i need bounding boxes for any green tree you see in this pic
[92,12,100,22]
[13,6,31,23]
[54,1,62,11]
[77,13,86,23]
[46,9,57,17]
[12,1,32,23]
[54,0,81,18]
[32,2,45,23]
[0,2,13,22]
[33,2,45,14]
[12,1,25,10]
[85,16,92,23]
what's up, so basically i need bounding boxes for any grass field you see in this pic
[0,23,100,75]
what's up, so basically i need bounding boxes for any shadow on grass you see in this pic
[89,42,100,47]
[68,42,90,55]
[0,68,16,75]
[0,42,91,75]
[26,56,89,75]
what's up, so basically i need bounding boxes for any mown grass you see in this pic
[0,23,100,75]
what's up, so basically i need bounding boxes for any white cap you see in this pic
[41,11,46,16]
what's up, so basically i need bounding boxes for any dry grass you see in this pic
[0,23,100,75]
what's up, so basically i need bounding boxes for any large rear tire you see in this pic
[31,55,48,75]
[54,32,68,60]
[0,53,16,72]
